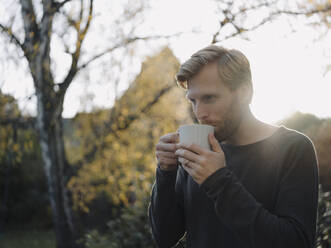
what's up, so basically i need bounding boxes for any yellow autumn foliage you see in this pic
[65,47,192,211]
[0,91,36,166]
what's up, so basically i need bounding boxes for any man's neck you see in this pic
[225,110,279,146]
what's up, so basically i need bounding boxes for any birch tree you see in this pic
[0,0,152,247]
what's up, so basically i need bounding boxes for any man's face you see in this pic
[186,62,245,142]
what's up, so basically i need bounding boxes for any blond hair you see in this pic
[176,45,252,90]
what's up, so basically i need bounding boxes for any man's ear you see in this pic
[237,83,253,104]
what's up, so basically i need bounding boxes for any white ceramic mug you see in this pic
[178,124,214,164]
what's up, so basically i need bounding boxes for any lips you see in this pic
[201,123,217,128]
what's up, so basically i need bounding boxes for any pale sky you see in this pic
[1,0,331,124]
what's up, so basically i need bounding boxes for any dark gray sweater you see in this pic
[148,126,319,248]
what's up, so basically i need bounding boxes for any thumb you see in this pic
[209,133,222,153]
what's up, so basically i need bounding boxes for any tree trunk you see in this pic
[36,92,81,248]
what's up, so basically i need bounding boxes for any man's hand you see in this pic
[175,133,226,184]
[155,132,179,171]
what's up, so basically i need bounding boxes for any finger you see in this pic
[180,158,190,167]
[158,157,178,165]
[175,148,200,163]
[182,161,200,176]
[182,159,199,168]
[209,133,222,153]
[177,142,207,155]
[156,151,178,159]
[156,143,177,152]
[181,162,195,175]
[160,132,179,143]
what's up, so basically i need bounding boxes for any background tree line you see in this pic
[1,47,331,247]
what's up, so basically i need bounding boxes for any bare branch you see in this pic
[41,0,55,44]
[211,18,230,44]
[236,0,277,15]
[218,12,279,42]
[0,23,25,52]
[212,2,331,44]
[278,5,331,16]
[53,0,72,12]
[33,0,58,91]
[212,1,279,43]
[80,0,93,41]
[57,0,94,101]
[79,0,84,22]
[19,0,39,57]
[77,43,126,71]
[77,33,182,71]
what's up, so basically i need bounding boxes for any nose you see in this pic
[194,102,209,122]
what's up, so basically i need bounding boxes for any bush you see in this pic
[84,196,155,248]
[316,186,331,248]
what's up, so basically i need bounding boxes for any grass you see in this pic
[0,229,55,248]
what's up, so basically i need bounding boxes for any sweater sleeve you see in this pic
[148,166,186,248]
[200,137,319,248]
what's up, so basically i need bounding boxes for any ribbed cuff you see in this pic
[156,166,178,188]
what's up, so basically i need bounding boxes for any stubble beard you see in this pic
[214,97,244,143]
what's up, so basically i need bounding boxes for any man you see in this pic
[148,45,319,248]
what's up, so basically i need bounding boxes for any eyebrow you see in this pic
[186,93,219,100]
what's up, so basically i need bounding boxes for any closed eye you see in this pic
[202,95,216,102]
